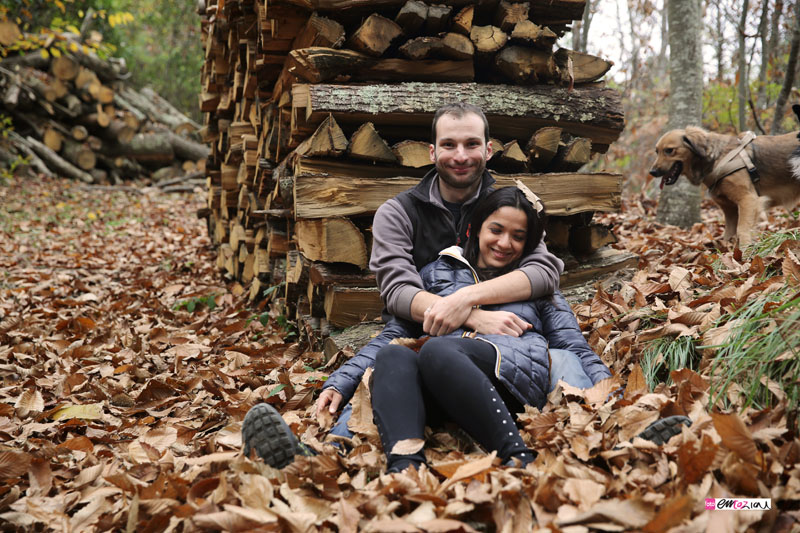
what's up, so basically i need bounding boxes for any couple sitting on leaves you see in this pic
[242,102,690,474]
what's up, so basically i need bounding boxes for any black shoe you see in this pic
[242,403,314,468]
[637,415,691,445]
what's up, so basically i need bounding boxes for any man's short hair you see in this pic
[431,102,490,144]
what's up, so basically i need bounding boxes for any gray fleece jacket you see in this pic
[369,169,565,320]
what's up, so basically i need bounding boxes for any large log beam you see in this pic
[295,82,623,152]
[294,170,622,218]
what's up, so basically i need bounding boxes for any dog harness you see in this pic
[703,131,761,195]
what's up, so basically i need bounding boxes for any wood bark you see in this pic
[24,135,94,183]
[288,47,474,84]
[297,82,624,151]
[771,0,800,134]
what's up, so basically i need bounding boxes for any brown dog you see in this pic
[650,126,800,246]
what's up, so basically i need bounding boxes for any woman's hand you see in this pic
[423,290,473,336]
[464,308,531,336]
[316,388,343,414]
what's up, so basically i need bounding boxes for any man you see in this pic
[241,103,688,468]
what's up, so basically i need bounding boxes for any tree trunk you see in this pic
[656,0,669,78]
[657,0,703,229]
[715,0,725,81]
[737,0,750,132]
[755,0,772,109]
[771,0,800,134]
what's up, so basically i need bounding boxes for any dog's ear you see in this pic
[682,127,708,159]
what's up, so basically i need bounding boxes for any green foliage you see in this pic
[703,287,800,417]
[640,335,699,391]
[106,0,203,120]
[173,293,218,313]
[0,114,30,185]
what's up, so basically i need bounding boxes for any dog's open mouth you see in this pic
[660,161,683,189]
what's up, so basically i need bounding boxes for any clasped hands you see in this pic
[423,289,531,337]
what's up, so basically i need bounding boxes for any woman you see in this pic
[370,186,611,473]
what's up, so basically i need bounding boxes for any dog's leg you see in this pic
[714,195,739,241]
[735,193,762,248]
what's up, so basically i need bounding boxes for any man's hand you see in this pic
[464,308,531,336]
[423,290,473,336]
[316,388,343,414]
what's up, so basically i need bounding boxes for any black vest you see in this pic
[395,170,495,271]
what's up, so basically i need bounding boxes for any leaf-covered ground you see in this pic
[1,175,799,532]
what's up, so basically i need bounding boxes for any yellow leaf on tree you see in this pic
[52,403,103,421]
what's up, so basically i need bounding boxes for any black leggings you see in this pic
[371,337,533,471]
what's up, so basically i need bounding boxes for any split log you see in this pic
[526,126,561,170]
[470,25,508,54]
[424,5,453,35]
[296,82,624,152]
[452,5,474,35]
[440,33,474,60]
[568,223,617,257]
[395,0,428,35]
[309,261,377,287]
[24,135,93,183]
[549,136,592,172]
[510,20,557,49]
[494,1,530,32]
[294,171,622,218]
[544,217,570,250]
[43,126,63,152]
[392,140,432,168]
[554,49,614,84]
[305,114,348,157]
[495,46,558,84]
[324,286,383,327]
[348,14,403,57]
[399,37,443,60]
[492,140,527,172]
[347,122,397,163]
[295,218,368,268]
[292,13,345,50]
[288,47,474,84]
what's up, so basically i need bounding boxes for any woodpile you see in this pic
[0,25,209,185]
[197,0,635,337]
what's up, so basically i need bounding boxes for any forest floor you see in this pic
[1,175,799,532]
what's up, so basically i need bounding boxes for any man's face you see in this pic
[429,113,492,202]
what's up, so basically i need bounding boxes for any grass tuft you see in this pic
[640,335,699,391]
[702,287,800,424]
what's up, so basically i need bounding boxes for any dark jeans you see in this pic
[371,337,535,471]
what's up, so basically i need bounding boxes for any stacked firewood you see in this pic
[0,25,209,185]
[198,0,634,335]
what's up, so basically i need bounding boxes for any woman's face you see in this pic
[476,206,528,269]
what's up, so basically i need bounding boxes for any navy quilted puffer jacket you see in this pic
[323,248,610,407]
[420,247,611,408]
